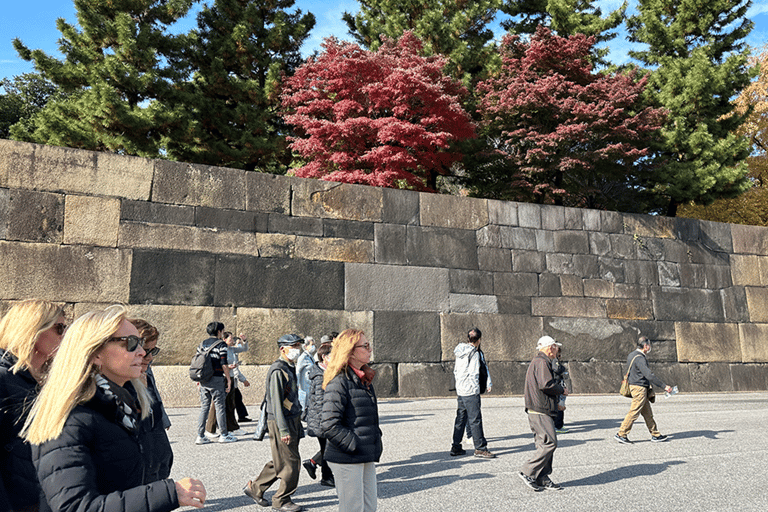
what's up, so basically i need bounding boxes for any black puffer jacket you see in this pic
[0,349,40,511]
[306,362,325,437]
[126,379,173,482]
[321,366,382,464]
[33,386,179,512]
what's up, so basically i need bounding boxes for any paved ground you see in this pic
[167,392,768,511]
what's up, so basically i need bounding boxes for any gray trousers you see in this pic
[197,375,228,437]
[521,412,557,484]
[327,461,377,512]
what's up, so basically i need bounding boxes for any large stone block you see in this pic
[559,275,583,296]
[64,195,120,246]
[196,206,263,232]
[636,237,666,261]
[554,230,589,254]
[532,297,606,318]
[650,363,693,393]
[730,364,768,391]
[540,205,565,230]
[0,241,130,302]
[295,236,373,263]
[0,141,152,199]
[538,273,561,296]
[119,222,259,256]
[488,199,517,226]
[477,225,501,248]
[738,323,768,362]
[662,239,689,263]
[730,254,762,286]
[567,361,624,394]
[370,363,397,397]
[256,233,296,258]
[420,193,488,229]
[675,217,700,241]
[501,227,537,250]
[582,209,601,231]
[613,283,648,299]
[721,287,749,323]
[623,213,675,239]
[731,223,768,255]
[346,263,449,312]
[268,214,323,236]
[512,250,545,273]
[564,208,583,230]
[546,253,574,274]
[543,317,640,361]
[382,188,419,225]
[450,269,493,295]
[6,189,64,243]
[406,226,478,269]
[657,261,681,287]
[606,299,653,320]
[496,296,532,315]
[478,247,511,272]
[679,263,706,288]
[745,287,768,322]
[598,257,625,283]
[398,363,454,397]
[245,171,291,214]
[216,256,345,310]
[517,202,541,228]
[440,313,543,361]
[449,294,499,314]
[600,210,624,233]
[235,307,372,364]
[688,363,733,392]
[323,219,375,240]
[609,234,636,259]
[0,188,7,239]
[153,160,246,208]
[583,279,614,298]
[698,220,733,253]
[373,311,441,363]
[675,322,741,362]
[483,361,529,395]
[589,232,611,256]
[535,230,555,252]
[624,260,658,286]
[292,179,383,221]
[374,223,406,265]
[121,200,195,226]
[573,254,599,279]
[493,272,538,297]
[129,249,216,305]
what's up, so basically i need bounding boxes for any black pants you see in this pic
[452,394,487,451]
[311,437,334,481]
[234,387,249,420]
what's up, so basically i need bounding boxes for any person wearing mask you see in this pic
[22,304,206,511]
[296,336,316,414]
[0,299,66,512]
[243,334,304,512]
[302,341,335,487]
[321,329,382,512]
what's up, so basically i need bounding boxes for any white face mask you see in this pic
[285,348,301,362]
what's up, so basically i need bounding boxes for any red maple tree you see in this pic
[280,32,475,191]
[471,27,666,209]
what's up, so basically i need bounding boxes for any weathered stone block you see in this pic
[153,160,246,208]
[589,232,611,256]
[517,202,541,228]
[483,362,529,395]
[1,141,153,199]
[0,241,130,302]
[346,263,449,312]
[373,311,441,363]
[687,242,728,266]
[650,363,693,393]
[532,297,606,318]
[730,364,768,391]
[64,195,119,246]
[738,323,768,362]
[256,233,296,258]
[129,249,216,305]
[494,272,539,297]
[573,254,599,279]
[758,257,768,286]
[477,225,502,248]
[679,263,706,288]
[370,363,397,397]
[375,223,407,265]
[554,231,589,254]
[245,171,291,214]
[624,213,675,239]
[545,253,574,275]
[662,239,690,263]
[560,275,583,296]
[624,260,658,286]
[731,254,762,286]
[268,214,323,236]
[6,189,64,243]
[535,230,555,252]
[538,273,561,296]
[598,257,625,283]
[216,256,345,310]
[657,261,681,287]
[295,236,373,263]
[406,226,478,269]
[636,237,665,261]
[293,179,383,221]
[609,234,636,259]
[323,219,375,240]
[449,294,499,314]
[675,217,700,241]
[613,283,648,299]
[688,363,733,392]
[568,361,624,394]
[606,299,653,320]
[583,279,614,298]
[196,206,261,232]
[398,363,454,397]
[654,288,724,322]
[732,223,768,255]
[582,209,601,231]
[675,321,740,362]
[512,250,545,273]
[541,205,565,230]
[478,247,511,272]
[121,200,195,226]
[488,199,517,226]
[450,269,493,295]
[420,194,488,230]
[699,220,733,253]
[564,208,583,230]
[493,296,529,315]
[501,227,537,250]
[544,317,640,361]
[0,188,8,239]
[382,188,419,225]
[120,222,260,256]
[745,287,768,322]
[440,313,543,361]
[721,287,749,323]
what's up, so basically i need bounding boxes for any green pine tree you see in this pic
[12,0,194,157]
[627,0,756,216]
[166,0,315,172]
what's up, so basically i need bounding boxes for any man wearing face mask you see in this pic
[615,336,673,444]
[244,334,305,512]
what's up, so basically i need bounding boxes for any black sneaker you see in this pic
[539,479,563,491]
[651,434,668,442]
[450,447,466,456]
[320,478,335,487]
[302,459,317,479]
[518,472,543,491]
[614,434,632,444]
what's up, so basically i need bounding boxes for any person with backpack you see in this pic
[193,322,236,445]
[450,327,495,459]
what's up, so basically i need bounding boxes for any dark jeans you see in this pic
[452,394,487,451]
[198,375,228,437]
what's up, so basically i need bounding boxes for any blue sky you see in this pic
[1,0,767,82]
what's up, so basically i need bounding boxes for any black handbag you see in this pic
[253,397,268,441]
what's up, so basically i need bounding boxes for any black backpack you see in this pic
[189,340,225,382]
[478,349,489,394]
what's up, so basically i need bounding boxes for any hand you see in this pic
[486,386,492,393]
[243,380,250,387]
[225,381,231,393]
[563,387,570,396]
[665,385,673,393]
[281,434,291,445]
[239,332,247,341]
[175,477,206,508]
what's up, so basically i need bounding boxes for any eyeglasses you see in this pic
[144,346,161,357]
[108,335,145,352]
[354,342,372,351]
[53,323,67,336]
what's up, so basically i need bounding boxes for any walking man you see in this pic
[450,327,495,458]
[615,336,674,444]
[195,322,236,444]
[519,335,568,491]
[244,334,305,512]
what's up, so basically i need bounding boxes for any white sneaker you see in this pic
[218,433,238,443]
[195,436,211,445]
[204,431,219,439]
[231,429,245,436]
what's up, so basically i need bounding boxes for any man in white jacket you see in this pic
[450,327,495,458]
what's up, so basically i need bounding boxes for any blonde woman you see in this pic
[321,329,382,512]
[22,305,206,512]
[0,299,66,512]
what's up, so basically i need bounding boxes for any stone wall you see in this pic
[1,139,767,405]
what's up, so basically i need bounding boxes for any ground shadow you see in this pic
[379,413,434,425]
[560,417,623,432]
[378,472,493,499]
[198,495,253,511]
[377,450,497,483]
[562,460,686,487]
[665,429,734,441]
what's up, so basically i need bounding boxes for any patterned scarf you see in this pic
[93,373,139,433]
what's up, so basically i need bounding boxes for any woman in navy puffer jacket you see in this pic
[321,329,382,512]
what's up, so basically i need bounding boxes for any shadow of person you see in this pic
[198,495,255,511]
[378,472,494,499]
[562,460,686,487]
[667,429,733,441]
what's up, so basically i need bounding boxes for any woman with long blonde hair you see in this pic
[321,329,382,512]
[22,304,206,512]
[0,299,66,512]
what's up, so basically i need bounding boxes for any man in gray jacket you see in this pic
[615,336,673,444]
[519,335,568,491]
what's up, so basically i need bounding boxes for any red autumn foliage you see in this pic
[280,31,475,190]
[474,26,666,208]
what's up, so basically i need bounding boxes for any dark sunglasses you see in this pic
[108,335,145,352]
[144,346,161,357]
[53,323,67,336]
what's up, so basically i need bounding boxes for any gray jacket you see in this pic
[626,349,666,389]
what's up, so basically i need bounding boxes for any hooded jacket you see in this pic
[524,351,565,417]
[453,343,492,397]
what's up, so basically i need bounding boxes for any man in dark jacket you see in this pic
[244,334,304,512]
[615,336,674,444]
[519,336,568,492]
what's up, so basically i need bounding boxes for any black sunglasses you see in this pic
[144,346,161,357]
[108,335,145,352]
[53,323,67,336]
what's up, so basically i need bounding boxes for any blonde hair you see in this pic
[322,329,364,390]
[0,299,64,374]
[22,304,152,445]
